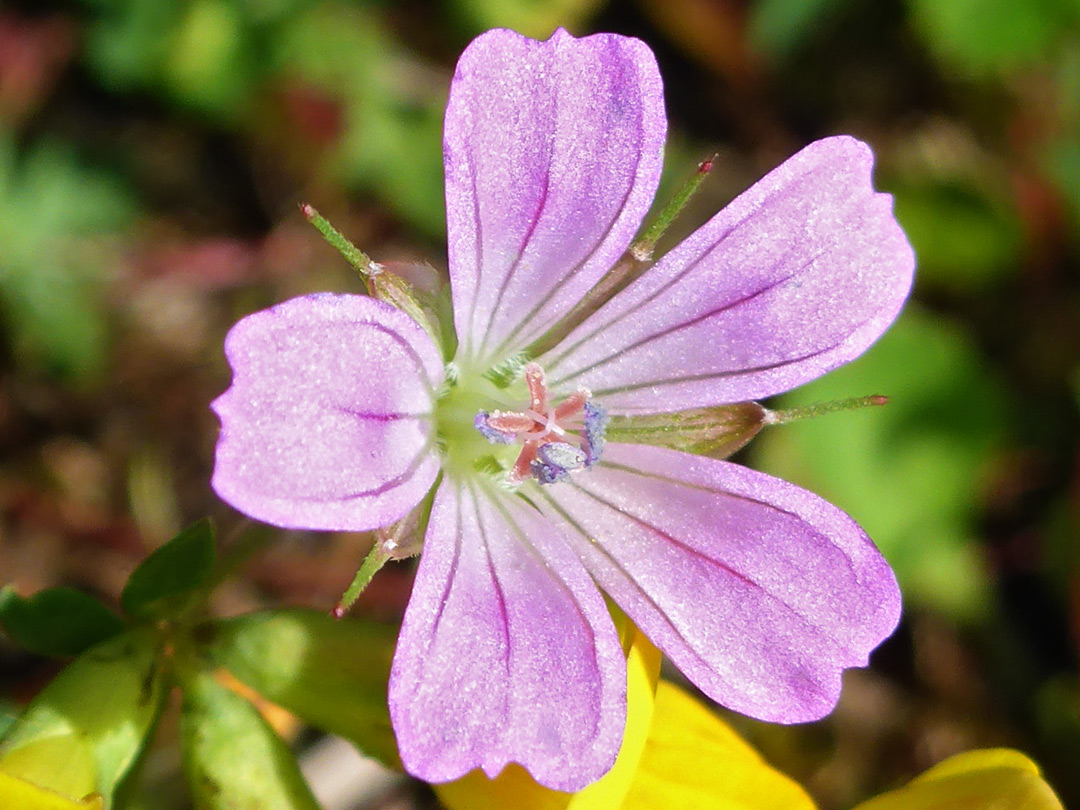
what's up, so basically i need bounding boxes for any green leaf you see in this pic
[0,734,97,805]
[0,587,125,658]
[748,0,850,61]
[121,519,216,620]
[180,670,320,810]
[206,609,400,767]
[910,0,1063,77]
[0,631,165,808]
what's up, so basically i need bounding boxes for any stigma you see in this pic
[474,363,608,485]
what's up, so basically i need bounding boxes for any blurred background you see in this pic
[0,0,1078,808]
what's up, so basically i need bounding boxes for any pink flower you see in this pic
[211,29,914,791]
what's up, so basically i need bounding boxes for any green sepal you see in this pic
[0,630,165,808]
[301,205,445,348]
[204,609,400,768]
[0,587,125,658]
[179,670,320,810]
[121,519,215,620]
[517,156,715,364]
[606,403,767,459]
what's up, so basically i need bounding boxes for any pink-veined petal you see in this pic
[389,477,626,790]
[444,28,666,370]
[211,293,443,531]
[534,443,900,723]
[543,136,915,413]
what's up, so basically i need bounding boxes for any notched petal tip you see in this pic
[210,293,444,532]
[390,480,626,791]
[535,443,900,725]
[544,134,916,412]
[444,26,667,368]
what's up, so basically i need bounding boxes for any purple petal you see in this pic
[543,136,915,413]
[533,443,900,723]
[389,477,626,790]
[444,28,666,369]
[211,293,443,531]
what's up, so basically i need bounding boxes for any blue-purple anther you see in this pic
[582,401,608,467]
[474,411,517,444]
[531,442,588,484]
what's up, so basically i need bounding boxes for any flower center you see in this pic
[474,363,608,485]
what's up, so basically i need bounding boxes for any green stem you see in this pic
[301,203,438,341]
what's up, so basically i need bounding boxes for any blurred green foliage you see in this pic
[180,670,322,810]
[0,134,132,378]
[891,180,1023,292]
[0,630,164,805]
[909,0,1074,78]
[207,609,401,767]
[275,3,447,235]
[0,587,125,657]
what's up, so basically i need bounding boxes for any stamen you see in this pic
[531,442,587,484]
[473,365,609,484]
[582,401,609,467]
[554,389,589,421]
[524,363,548,412]
[474,411,516,444]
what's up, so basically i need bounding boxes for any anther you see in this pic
[473,364,608,485]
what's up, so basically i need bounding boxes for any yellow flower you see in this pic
[0,768,102,810]
[851,748,1063,810]
[439,625,1063,810]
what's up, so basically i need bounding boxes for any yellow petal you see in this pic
[851,748,1064,810]
[435,623,662,810]
[0,768,102,810]
[0,733,97,802]
[619,681,818,810]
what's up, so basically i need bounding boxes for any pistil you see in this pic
[474,363,606,485]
